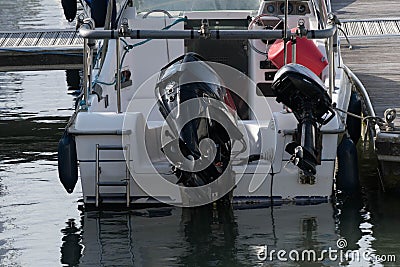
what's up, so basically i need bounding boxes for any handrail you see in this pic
[283,126,346,136]
[342,64,380,136]
[342,64,375,118]
[142,9,173,19]
[79,23,337,41]
[68,129,132,135]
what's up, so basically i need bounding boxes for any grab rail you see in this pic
[68,129,132,135]
[79,24,337,41]
[342,64,380,136]
[342,64,375,118]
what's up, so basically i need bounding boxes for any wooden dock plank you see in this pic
[332,0,400,117]
[332,0,400,19]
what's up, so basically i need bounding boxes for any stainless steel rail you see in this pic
[342,64,375,118]
[68,129,132,135]
[342,64,380,137]
[79,25,337,41]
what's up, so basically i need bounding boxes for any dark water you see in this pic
[0,1,399,266]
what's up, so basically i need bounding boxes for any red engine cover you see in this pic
[268,37,328,76]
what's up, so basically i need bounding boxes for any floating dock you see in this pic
[0,29,84,71]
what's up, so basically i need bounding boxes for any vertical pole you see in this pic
[291,38,296,64]
[100,0,114,69]
[283,0,289,65]
[125,145,130,207]
[87,39,94,98]
[95,144,100,207]
[328,36,334,97]
[83,39,89,109]
[116,37,122,113]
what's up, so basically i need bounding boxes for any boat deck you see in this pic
[332,0,400,117]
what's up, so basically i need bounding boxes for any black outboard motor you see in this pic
[156,53,243,188]
[272,63,335,178]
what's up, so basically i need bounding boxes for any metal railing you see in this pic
[79,23,337,41]
[78,13,339,111]
[342,64,380,137]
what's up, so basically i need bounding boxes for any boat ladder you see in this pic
[95,144,131,207]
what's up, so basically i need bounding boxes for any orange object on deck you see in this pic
[268,38,328,76]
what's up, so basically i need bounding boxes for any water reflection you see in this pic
[369,194,400,266]
[333,187,400,266]
[0,159,82,266]
[180,205,238,266]
[63,195,399,266]
[72,203,343,266]
[65,70,81,91]
[0,44,79,267]
[61,218,83,267]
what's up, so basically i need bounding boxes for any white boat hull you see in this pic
[60,0,357,207]
[72,110,339,206]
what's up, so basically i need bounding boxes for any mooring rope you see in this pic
[333,106,385,126]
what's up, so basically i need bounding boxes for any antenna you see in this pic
[283,0,289,65]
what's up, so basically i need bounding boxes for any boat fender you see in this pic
[336,134,360,194]
[58,131,78,194]
[61,0,77,22]
[91,0,117,28]
[346,91,362,144]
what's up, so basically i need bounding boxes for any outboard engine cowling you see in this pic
[272,63,335,177]
[155,53,242,189]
